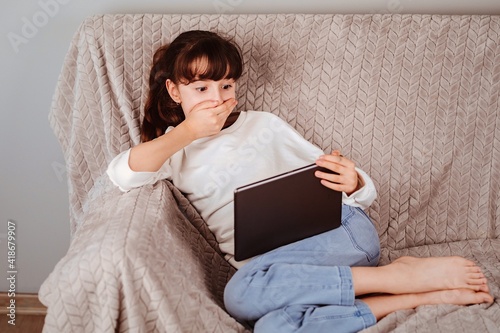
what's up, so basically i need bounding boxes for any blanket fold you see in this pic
[40,176,245,332]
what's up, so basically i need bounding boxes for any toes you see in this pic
[474,291,494,304]
[479,284,490,293]
[440,289,494,306]
[467,266,483,274]
[469,283,489,293]
[467,273,486,284]
[483,294,494,303]
[466,292,493,305]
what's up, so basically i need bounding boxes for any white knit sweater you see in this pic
[107,111,377,268]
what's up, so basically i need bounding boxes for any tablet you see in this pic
[234,163,342,261]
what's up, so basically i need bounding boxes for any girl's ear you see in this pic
[165,79,181,104]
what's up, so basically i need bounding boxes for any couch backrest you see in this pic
[50,14,500,247]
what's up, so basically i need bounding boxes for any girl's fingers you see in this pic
[184,99,238,139]
[316,172,358,194]
[318,152,355,169]
[315,157,345,176]
[319,179,342,192]
[315,169,353,189]
[193,98,236,112]
[316,151,359,194]
[191,99,220,112]
[192,99,237,122]
[316,174,351,193]
[218,98,238,117]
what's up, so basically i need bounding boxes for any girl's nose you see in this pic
[211,90,223,104]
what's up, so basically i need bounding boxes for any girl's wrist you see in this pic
[345,173,364,197]
[176,121,198,143]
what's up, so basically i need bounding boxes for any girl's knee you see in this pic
[224,275,243,316]
[224,267,278,321]
[224,271,257,320]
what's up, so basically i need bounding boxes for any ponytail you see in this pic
[140,45,184,142]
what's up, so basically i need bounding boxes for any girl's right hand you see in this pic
[182,98,238,140]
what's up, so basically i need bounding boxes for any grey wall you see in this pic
[1,0,500,294]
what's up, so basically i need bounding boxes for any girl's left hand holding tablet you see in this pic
[315,150,362,196]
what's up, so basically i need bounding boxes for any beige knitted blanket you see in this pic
[40,14,500,332]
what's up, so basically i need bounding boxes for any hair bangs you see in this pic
[174,37,242,84]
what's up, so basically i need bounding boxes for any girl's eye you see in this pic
[222,84,233,90]
[195,87,207,92]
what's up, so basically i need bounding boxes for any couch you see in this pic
[39,13,500,332]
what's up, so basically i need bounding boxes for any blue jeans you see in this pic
[224,205,381,333]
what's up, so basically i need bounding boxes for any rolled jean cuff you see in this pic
[354,299,377,328]
[338,265,356,306]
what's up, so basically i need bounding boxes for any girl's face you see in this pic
[166,78,237,117]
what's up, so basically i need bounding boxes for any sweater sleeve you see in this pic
[106,149,173,192]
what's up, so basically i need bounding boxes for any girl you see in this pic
[107,30,493,332]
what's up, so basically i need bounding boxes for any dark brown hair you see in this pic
[141,30,243,142]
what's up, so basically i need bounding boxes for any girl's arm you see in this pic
[128,98,237,172]
[107,99,237,191]
[128,122,195,172]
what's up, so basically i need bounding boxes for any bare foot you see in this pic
[390,256,489,293]
[431,288,494,306]
[362,289,494,321]
[352,256,489,296]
